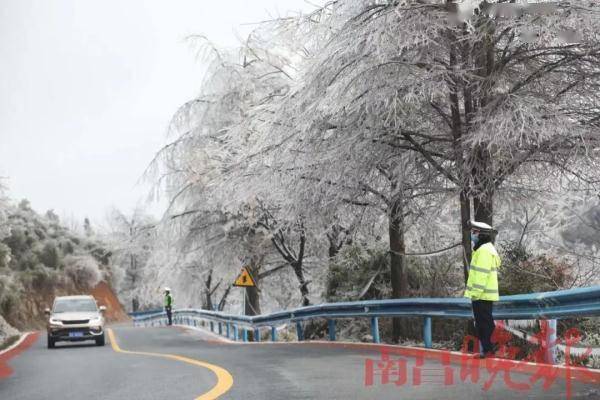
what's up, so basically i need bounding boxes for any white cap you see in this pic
[469,220,494,232]
[164,287,171,292]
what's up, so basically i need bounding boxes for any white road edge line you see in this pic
[0,332,33,356]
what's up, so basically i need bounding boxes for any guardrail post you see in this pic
[226,322,231,338]
[542,319,557,364]
[218,322,222,335]
[234,325,239,341]
[328,319,336,341]
[296,322,304,341]
[370,317,380,344]
[210,321,214,332]
[254,328,261,342]
[243,328,248,342]
[271,326,277,342]
[423,317,432,349]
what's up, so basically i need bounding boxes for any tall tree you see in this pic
[107,207,156,312]
[265,0,600,280]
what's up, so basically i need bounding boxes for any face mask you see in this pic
[471,232,480,246]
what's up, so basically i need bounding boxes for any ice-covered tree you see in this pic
[259,0,600,278]
[106,207,156,312]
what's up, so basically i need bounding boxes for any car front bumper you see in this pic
[48,326,104,341]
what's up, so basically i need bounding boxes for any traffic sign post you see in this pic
[233,264,260,322]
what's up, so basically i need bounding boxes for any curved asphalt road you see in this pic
[1,324,599,399]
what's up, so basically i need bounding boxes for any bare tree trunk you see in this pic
[203,269,214,311]
[389,198,408,342]
[473,188,494,226]
[130,254,138,312]
[448,27,473,284]
[244,263,261,315]
[217,285,232,311]
[460,190,472,283]
[260,208,310,308]
[325,224,347,299]
[472,12,495,228]
[292,260,310,307]
[244,286,261,315]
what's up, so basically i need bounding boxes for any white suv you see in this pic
[45,295,106,348]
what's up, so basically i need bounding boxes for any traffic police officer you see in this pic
[164,287,173,326]
[464,220,501,357]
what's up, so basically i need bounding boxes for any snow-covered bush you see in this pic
[64,255,102,289]
[498,240,575,295]
[0,314,19,347]
[0,243,11,269]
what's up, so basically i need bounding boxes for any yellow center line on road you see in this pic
[107,328,233,400]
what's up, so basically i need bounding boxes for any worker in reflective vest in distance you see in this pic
[464,220,501,358]
[164,287,173,326]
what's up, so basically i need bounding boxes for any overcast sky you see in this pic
[0,0,320,225]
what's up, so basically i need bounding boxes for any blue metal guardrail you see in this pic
[131,285,600,364]
[128,309,163,318]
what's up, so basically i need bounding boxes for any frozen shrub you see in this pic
[64,255,101,288]
[38,240,61,269]
[0,243,11,269]
[59,239,75,255]
[499,241,574,295]
[20,265,60,291]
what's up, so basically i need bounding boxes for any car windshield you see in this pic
[53,298,97,313]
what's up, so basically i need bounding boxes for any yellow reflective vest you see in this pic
[464,242,501,301]
[164,294,173,307]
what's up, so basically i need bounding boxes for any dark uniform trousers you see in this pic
[472,300,495,353]
[165,306,172,325]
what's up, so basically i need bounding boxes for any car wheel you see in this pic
[47,335,55,349]
[95,334,105,346]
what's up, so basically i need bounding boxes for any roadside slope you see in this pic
[89,281,129,323]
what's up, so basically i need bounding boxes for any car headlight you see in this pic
[49,318,62,326]
[89,316,103,325]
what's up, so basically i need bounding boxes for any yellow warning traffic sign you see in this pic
[233,267,256,287]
